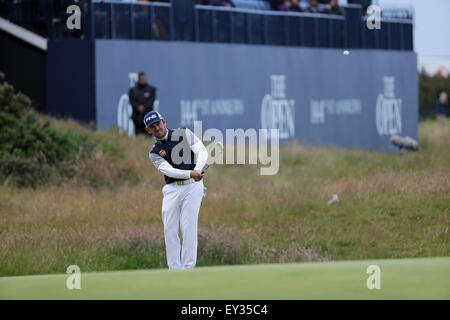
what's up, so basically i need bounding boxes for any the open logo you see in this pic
[117,73,159,136]
[261,75,295,140]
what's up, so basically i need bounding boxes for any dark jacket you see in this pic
[434,100,448,115]
[326,5,343,15]
[149,128,196,184]
[211,0,235,7]
[129,83,156,114]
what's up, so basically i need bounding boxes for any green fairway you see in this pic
[1,257,449,299]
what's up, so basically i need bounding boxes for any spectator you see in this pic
[211,0,235,7]
[305,0,321,13]
[435,92,448,126]
[348,0,372,13]
[290,0,303,12]
[269,0,284,10]
[326,0,342,15]
[279,0,292,11]
[129,72,157,135]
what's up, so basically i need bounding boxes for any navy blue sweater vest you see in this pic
[150,129,196,184]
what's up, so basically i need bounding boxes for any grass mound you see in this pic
[0,81,140,188]
[0,88,449,276]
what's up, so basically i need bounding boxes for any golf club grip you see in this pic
[201,164,210,174]
[201,142,223,174]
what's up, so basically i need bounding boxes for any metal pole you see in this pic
[90,0,95,40]
[263,14,267,44]
[284,16,289,46]
[47,0,54,39]
[386,22,391,50]
[194,7,199,42]
[300,16,304,46]
[360,21,365,49]
[212,9,217,42]
[110,3,115,39]
[329,19,334,48]
[399,23,404,50]
[169,4,175,41]
[229,11,234,43]
[314,17,318,47]
[130,4,135,40]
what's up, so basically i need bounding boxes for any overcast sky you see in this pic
[375,0,450,63]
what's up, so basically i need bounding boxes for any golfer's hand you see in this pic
[190,170,204,181]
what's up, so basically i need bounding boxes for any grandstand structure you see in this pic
[0,0,418,151]
[2,0,413,49]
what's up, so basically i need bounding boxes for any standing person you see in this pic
[326,0,342,15]
[129,72,157,135]
[434,92,448,126]
[144,111,208,270]
[279,0,292,11]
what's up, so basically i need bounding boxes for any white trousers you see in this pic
[161,180,204,270]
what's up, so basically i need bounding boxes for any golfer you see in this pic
[144,111,208,270]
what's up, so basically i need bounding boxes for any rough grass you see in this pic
[0,117,449,276]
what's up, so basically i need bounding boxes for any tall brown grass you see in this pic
[0,118,449,276]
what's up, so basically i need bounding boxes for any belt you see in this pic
[172,178,195,186]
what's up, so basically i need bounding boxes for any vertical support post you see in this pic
[110,3,115,39]
[361,19,366,48]
[387,22,391,50]
[171,0,195,41]
[300,16,304,46]
[246,13,251,44]
[263,14,267,44]
[194,7,199,41]
[229,11,234,43]
[329,19,334,48]
[314,17,318,47]
[343,4,363,49]
[47,0,54,39]
[399,23,404,50]
[212,9,217,42]
[130,4,135,40]
[150,5,154,40]
[284,15,289,46]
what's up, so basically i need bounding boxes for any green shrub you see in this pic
[0,79,139,188]
[0,81,95,187]
[0,155,50,188]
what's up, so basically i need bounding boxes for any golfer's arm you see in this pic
[191,142,208,172]
[149,152,191,179]
[186,129,208,172]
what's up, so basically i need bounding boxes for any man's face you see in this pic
[145,118,167,138]
[138,75,147,85]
